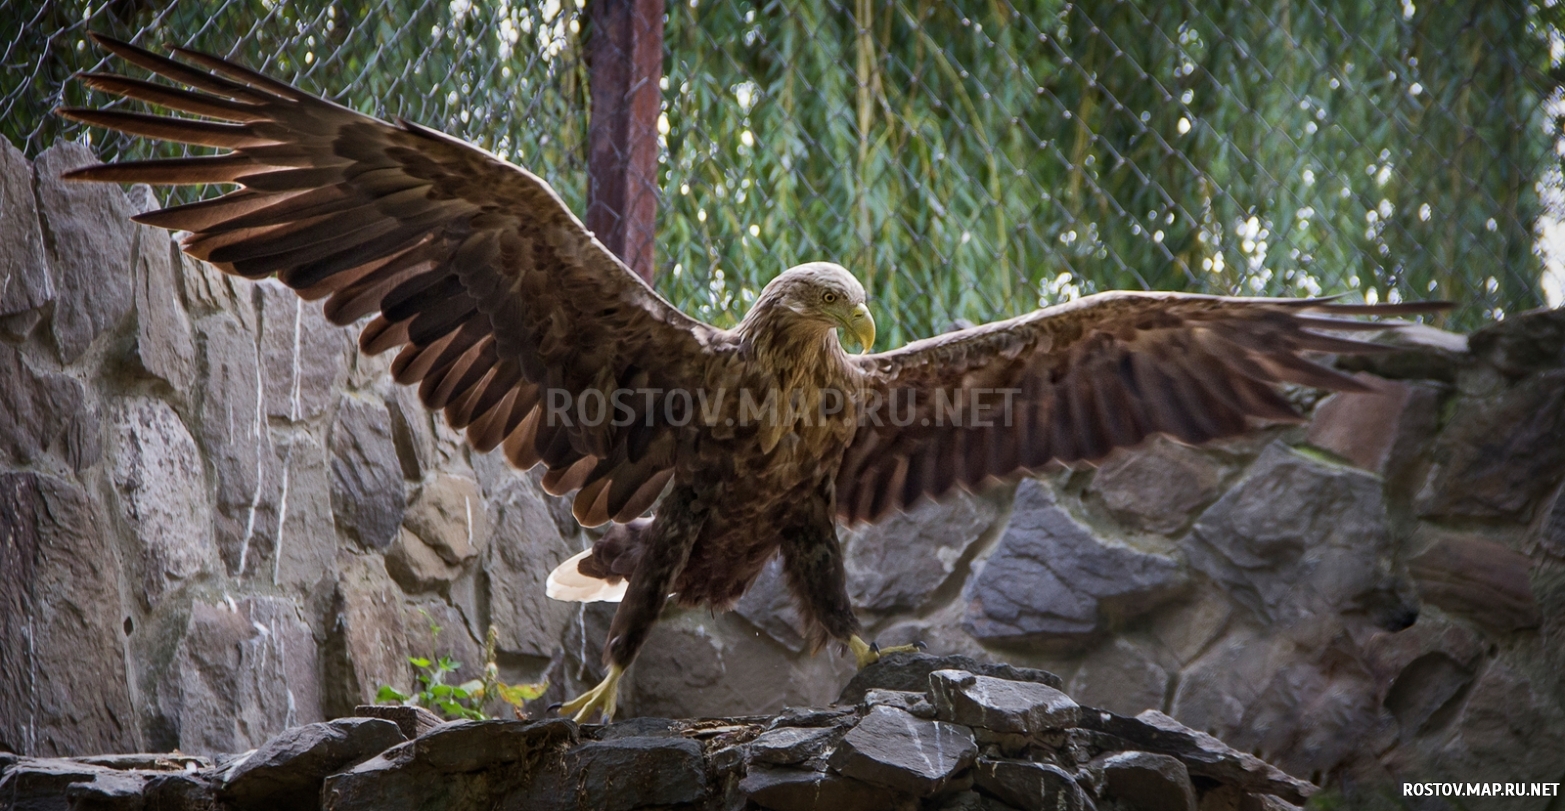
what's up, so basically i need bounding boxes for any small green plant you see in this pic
[376,625,547,721]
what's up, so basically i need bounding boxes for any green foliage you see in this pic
[375,625,546,722]
[3,0,1559,336]
[659,0,1563,337]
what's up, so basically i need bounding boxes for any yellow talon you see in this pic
[848,635,923,669]
[557,663,625,723]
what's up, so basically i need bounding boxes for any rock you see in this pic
[972,758,1091,811]
[0,473,139,757]
[864,689,936,718]
[0,341,100,472]
[1185,443,1414,630]
[177,250,241,318]
[1093,751,1195,811]
[1166,626,1291,755]
[330,396,406,551]
[1360,612,1486,687]
[404,474,488,564]
[1336,324,1468,383]
[963,479,1185,645]
[270,431,338,597]
[1408,532,1540,632]
[827,705,977,795]
[35,144,136,362]
[1306,376,1438,477]
[0,758,119,811]
[1425,660,1565,794]
[747,725,842,766]
[1540,484,1565,562]
[411,719,579,773]
[109,397,216,606]
[483,474,576,659]
[1076,710,1315,804]
[769,706,857,729]
[1088,437,1221,534]
[839,652,1062,705]
[591,717,681,740]
[197,314,279,575]
[1149,590,1233,668]
[385,384,440,481]
[70,753,209,771]
[0,139,53,322]
[158,597,322,755]
[624,618,726,718]
[929,670,1080,734]
[258,282,352,423]
[735,554,809,651]
[131,229,195,390]
[220,718,406,810]
[740,765,897,811]
[549,736,709,811]
[1066,639,1169,717]
[1466,305,1565,377]
[1415,370,1565,520]
[845,489,999,613]
[324,554,412,715]
[144,772,219,811]
[320,719,576,811]
[385,529,464,593]
[1381,651,1476,740]
[354,705,445,740]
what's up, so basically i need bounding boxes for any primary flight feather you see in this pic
[61,34,1446,721]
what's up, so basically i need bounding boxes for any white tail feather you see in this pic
[546,548,627,603]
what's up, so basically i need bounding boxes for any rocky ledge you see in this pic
[1,653,1312,811]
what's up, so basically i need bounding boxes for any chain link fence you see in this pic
[5,0,1562,341]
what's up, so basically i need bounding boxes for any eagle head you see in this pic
[754,262,876,354]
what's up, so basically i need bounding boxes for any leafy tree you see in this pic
[5,0,1558,335]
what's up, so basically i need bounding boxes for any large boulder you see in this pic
[1184,443,1415,630]
[109,397,216,607]
[220,718,406,810]
[963,479,1185,646]
[157,597,322,755]
[330,396,407,552]
[0,473,138,757]
[34,144,135,362]
[0,139,52,326]
[844,489,1000,614]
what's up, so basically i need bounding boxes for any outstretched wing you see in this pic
[836,291,1447,524]
[62,34,721,526]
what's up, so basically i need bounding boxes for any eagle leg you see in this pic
[558,486,705,723]
[775,501,919,671]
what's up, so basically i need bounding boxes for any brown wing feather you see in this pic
[63,34,724,520]
[839,291,1448,524]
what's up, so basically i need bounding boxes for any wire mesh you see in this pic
[5,0,1561,340]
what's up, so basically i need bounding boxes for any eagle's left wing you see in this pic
[836,291,1445,524]
[62,34,728,527]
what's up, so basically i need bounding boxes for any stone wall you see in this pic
[2,139,1563,805]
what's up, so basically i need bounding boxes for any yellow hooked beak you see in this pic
[843,302,876,354]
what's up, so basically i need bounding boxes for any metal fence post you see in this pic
[586,0,664,283]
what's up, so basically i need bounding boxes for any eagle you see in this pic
[61,34,1444,722]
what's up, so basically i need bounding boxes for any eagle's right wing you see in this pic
[837,291,1447,524]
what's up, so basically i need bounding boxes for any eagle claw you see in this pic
[849,635,924,669]
[557,663,625,724]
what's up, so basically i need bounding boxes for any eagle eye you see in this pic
[823,291,838,304]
